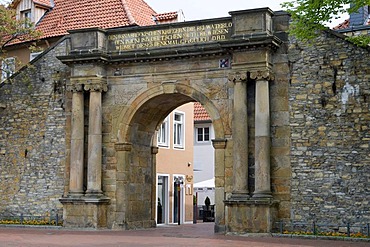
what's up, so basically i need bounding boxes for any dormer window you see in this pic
[22,9,32,21]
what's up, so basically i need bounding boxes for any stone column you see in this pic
[85,81,108,196]
[229,72,249,199]
[251,70,274,199]
[67,84,84,196]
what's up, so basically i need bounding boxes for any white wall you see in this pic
[193,122,214,183]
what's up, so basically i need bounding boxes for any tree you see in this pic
[281,0,370,47]
[0,2,41,80]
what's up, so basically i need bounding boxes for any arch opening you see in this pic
[115,84,224,230]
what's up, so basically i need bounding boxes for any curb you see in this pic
[272,233,370,242]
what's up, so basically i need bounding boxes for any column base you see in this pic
[228,192,250,202]
[224,199,278,233]
[85,190,103,197]
[59,196,110,228]
[68,191,84,197]
[252,191,273,199]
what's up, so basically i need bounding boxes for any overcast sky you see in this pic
[145,0,348,27]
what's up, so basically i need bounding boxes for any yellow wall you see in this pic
[156,102,194,223]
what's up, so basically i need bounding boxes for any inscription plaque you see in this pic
[108,21,233,52]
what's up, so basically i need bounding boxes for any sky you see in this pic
[145,0,348,27]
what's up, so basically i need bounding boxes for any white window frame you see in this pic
[173,111,185,149]
[1,57,15,82]
[196,126,210,143]
[157,116,170,147]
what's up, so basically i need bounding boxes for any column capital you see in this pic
[84,78,108,92]
[115,142,132,152]
[250,70,275,81]
[212,139,227,149]
[66,83,83,92]
[228,71,247,83]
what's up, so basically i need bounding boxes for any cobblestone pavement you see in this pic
[0,223,369,247]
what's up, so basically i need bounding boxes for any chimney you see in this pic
[349,4,369,27]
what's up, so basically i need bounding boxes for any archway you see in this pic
[59,8,290,233]
[114,82,226,230]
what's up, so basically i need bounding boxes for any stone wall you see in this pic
[0,39,69,217]
[289,31,370,226]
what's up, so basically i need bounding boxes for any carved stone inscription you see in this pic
[108,22,233,51]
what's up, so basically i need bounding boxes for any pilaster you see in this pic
[85,78,108,197]
[114,142,132,228]
[251,70,274,199]
[66,83,84,197]
[228,72,249,200]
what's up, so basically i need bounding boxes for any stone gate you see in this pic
[56,8,291,233]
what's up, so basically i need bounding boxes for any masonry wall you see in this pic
[289,32,370,226]
[0,39,69,217]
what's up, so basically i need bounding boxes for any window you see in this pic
[157,117,169,147]
[22,10,31,20]
[173,112,184,148]
[1,57,15,82]
[196,127,210,142]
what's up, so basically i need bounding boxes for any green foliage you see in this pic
[346,34,370,47]
[0,2,41,77]
[281,0,370,45]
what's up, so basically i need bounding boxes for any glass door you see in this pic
[157,175,168,224]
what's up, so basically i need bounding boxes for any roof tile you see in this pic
[33,0,53,8]
[333,18,370,30]
[154,11,178,21]
[194,102,211,121]
[35,0,156,39]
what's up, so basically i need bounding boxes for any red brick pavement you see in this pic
[0,223,369,247]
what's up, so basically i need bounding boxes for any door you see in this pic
[157,175,169,224]
[173,175,185,224]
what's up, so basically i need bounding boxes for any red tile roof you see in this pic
[194,102,211,121]
[122,0,157,26]
[34,0,157,39]
[33,0,53,8]
[333,18,370,30]
[333,19,350,30]
[154,11,178,21]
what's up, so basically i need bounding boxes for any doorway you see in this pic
[173,175,185,224]
[157,175,169,224]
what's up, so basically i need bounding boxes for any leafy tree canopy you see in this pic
[0,3,41,54]
[281,0,370,46]
[0,1,41,80]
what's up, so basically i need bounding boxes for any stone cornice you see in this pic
[250,70,275,81]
